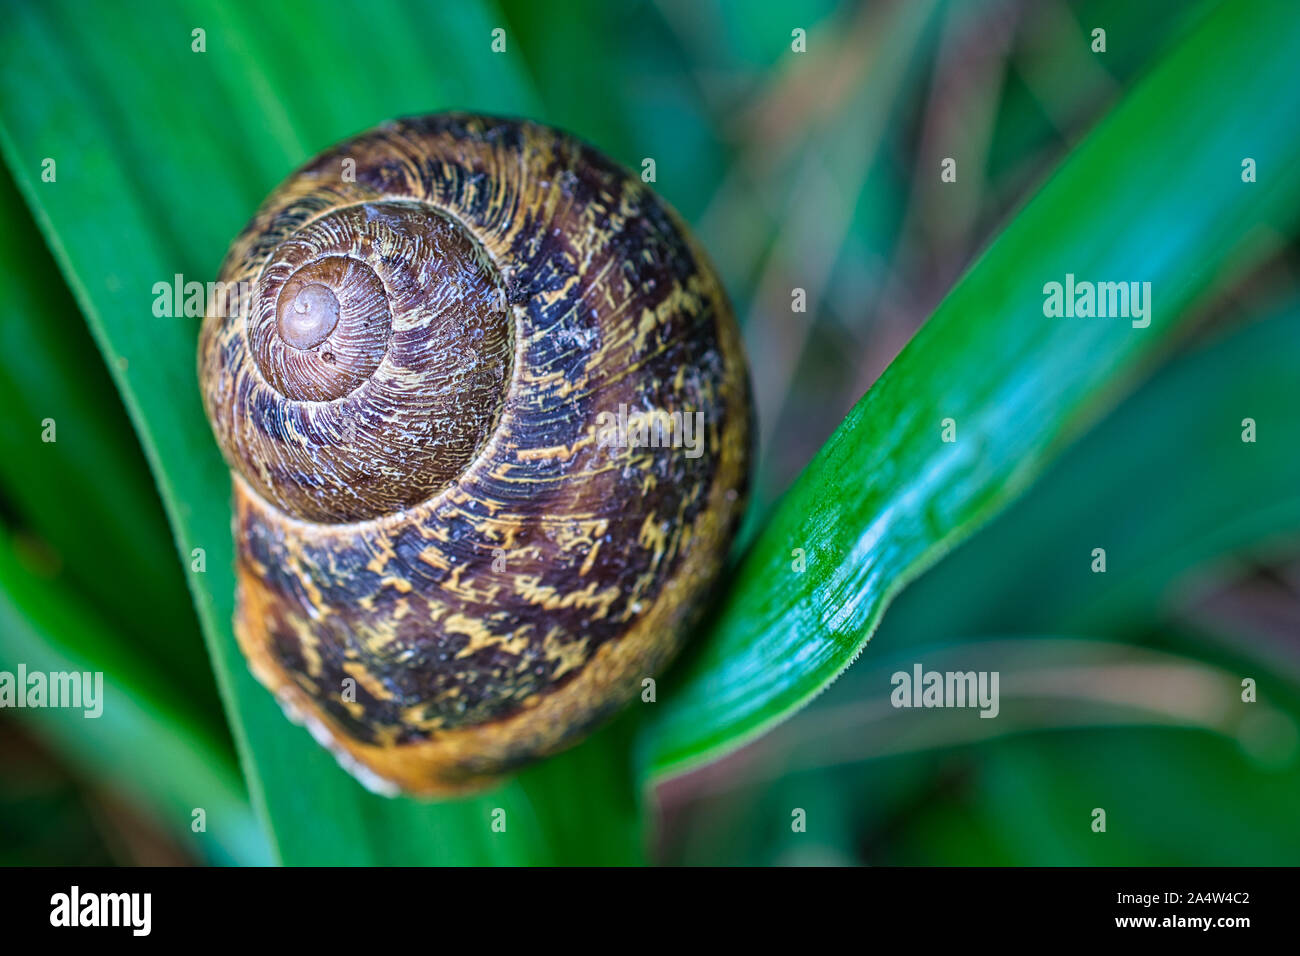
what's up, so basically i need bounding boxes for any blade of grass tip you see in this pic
[641,0,1300,781]
[663,295,1300,807]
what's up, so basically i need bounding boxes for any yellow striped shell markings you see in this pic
[198,113,751,796]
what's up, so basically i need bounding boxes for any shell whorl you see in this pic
[199,114,751,795]
[211,192,513,523]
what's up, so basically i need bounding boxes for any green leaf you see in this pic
[642,0,1300,779]
[0,532,268,865]
[0,0,641,864]
[835,724,1300,865]
[874,299,1300,651]
[762,294,1300,807]
[753,637,1284,769]
[694,296,1300,866]
[663,631,1300,865]
[0,169,221,717]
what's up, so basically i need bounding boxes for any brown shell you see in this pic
[198,113,751,796]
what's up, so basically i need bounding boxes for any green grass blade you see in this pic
[642,0,1300,779]
[875,300,1300,651]
[0,0,642,864]
[0,170,221,717]
[703,637,1281,775]
[0,533,268,865]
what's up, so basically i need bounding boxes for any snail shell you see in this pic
[198,113,750,796]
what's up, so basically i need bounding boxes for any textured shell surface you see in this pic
[198,113,751,796]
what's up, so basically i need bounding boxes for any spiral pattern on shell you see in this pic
[199,113,751,796]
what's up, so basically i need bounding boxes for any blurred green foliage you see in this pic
[0,0,1296,865]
